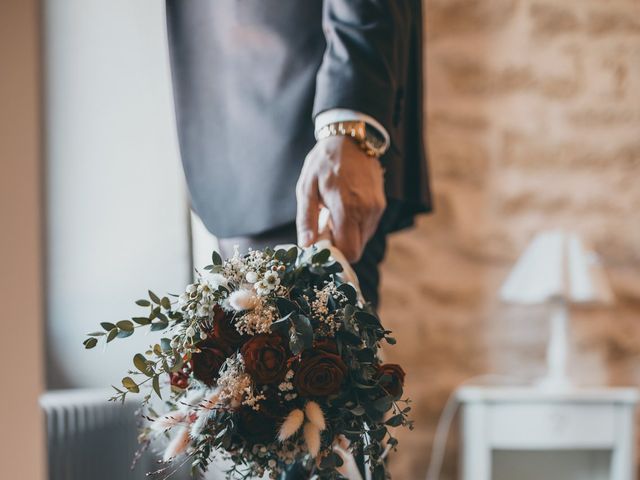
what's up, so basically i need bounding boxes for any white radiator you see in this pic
[40,389,156,480]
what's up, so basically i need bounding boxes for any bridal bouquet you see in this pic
[84,245,411,479]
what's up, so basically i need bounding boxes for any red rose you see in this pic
[190,339,231,386]
[241,334,288,385]
[236,406,278,444]
[377,363,405,399]
[212,311,247,347]
[169,370,190,389]
[294,348,347,397]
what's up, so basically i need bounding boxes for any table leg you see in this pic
[462,404,491,480]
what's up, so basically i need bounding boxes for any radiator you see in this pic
[40,389,156,480]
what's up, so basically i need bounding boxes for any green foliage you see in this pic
[122,377,139,393]
[83,244,413,479]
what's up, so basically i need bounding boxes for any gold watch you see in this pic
[316,120,388,158]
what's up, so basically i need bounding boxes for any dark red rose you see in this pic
[294,349,347,397]
[236,406,278,444]
[241,334,288,384]
[169,370,190,389]
[212,313,246,347]
[200,305,222,332]
[259,389,288,419]
[190,339,231,386]
[377,363,405,399]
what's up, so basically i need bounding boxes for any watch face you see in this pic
[364,124,385,147]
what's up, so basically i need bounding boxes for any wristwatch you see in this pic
[315,120,388,158]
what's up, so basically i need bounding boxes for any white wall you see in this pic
[44,0,191,388]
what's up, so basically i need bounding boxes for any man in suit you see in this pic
[167,4,430,476]
[165,0,429,308]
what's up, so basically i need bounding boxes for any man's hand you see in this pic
[296,136,386,263]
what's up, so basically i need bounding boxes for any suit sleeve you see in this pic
[312,0,413,136]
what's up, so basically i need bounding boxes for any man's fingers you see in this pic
[330,205,364,263]
[296,176,320,247]
[361,196,386,246]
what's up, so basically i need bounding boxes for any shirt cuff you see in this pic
[314,109,390,151]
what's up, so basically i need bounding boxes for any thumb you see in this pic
[296,178,320,247]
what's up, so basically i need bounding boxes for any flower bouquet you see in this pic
[84,244,411,479]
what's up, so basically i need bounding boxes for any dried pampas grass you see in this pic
[201,388,221,410]
[303,422,321,458]
[305,401,326,430]
[151,411,186,433]
[228,289,258,311]
[278,408,304,441]
[163,427,191,462]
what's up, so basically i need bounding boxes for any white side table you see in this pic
[457,387,638,480]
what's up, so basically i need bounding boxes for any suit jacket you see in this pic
[166,0,431,238]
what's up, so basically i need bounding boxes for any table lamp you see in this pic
[499,230,614,390]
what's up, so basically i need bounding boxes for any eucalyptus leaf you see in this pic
[135,299,151,307]
[354,311,381,327]
[152,375,162,399]
[369,427,387,442]
[292,315,313,351]
[275,297,297,316]
[106,328,118,343]
[385,414,403,427]
[87,331,105,337]
[100,322,116,331]
[161,297,171,310]
[337,283,357,305]
[211,250,223,266]
[311,248,331,264]
[116,320,134,332]
[83,338,98,349]
[150,321,168,332]
[160,337,172,352]
[271,311,294,331]
[324,261,343,275]
[148,290,161,304]
[117,329,134,339]
[373,395,393,413]
[284,246,298,264]
[122,377,139,393]
[132,316,150,325]
[133,353,152,376]
[319,452,343,469]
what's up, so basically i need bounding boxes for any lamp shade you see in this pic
[499,230,614,306]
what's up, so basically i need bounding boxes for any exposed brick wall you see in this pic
[382,1,640,477]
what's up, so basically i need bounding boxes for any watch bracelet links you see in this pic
[316,120,387,158]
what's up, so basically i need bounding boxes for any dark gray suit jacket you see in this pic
[166,0,430,238]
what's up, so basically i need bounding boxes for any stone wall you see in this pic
[381,0,640,477]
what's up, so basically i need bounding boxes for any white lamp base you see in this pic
[537,300,573,391]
